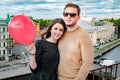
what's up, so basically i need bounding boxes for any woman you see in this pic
[27,18,66,80]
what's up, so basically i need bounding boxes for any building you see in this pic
[0,15,13,61]
[79,20,116,46]
[34,23,41,39]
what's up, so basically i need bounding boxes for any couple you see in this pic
[27,3,93,80]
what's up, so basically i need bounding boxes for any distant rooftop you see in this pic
[79,20,108,32]
[0,19,7,25]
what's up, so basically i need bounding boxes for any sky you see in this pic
[0,0,120,19]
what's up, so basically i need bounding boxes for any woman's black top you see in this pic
[29,39,59,80]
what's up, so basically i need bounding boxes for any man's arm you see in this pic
[75,32,94,80]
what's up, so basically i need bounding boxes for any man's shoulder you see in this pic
[78,26,91,39]
[78,26,88,34]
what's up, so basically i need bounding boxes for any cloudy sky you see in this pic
[0,0,120,19]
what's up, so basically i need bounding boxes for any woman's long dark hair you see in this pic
[42,18,66,39]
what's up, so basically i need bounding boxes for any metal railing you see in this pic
[86,63,120,80]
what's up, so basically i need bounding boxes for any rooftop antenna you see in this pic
[83,7,86,17]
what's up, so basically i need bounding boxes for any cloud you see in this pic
[0,0,120,19]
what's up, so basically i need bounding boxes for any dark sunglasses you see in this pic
[63,12,77,18]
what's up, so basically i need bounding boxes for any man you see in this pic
[58,3,94,80]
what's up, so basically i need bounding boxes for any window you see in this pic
[3,42,6,47]
[3,27,5,32]
[3,50,5,55]
[3,35,5,39]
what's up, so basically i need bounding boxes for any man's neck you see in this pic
[67,24,78,32]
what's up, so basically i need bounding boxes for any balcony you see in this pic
[86,62,120,80]
[5,46,13,50]
[6,38,13,42]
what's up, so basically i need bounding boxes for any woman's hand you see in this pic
[27,43,36,55]
[28,43,37,69]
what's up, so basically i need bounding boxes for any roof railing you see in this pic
[86,63,120,80]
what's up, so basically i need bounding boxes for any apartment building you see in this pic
[79,20,116,46]
[0,18,13,61]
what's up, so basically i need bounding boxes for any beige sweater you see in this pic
[58,26,94,80]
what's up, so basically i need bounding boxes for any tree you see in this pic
[33,19,52,30]
[109,18,120,38]
[94,20,105,26]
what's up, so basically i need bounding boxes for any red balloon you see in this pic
[8,15,36,44]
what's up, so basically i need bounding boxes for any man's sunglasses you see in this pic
[63,12,77,18]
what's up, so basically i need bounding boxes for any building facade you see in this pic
[79,20,116,46]
[0,19,13,61]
